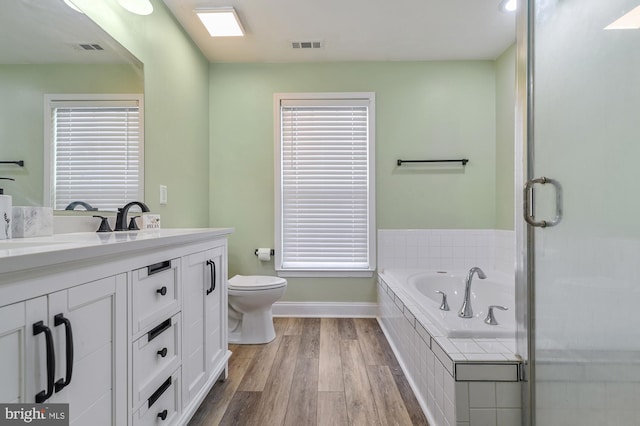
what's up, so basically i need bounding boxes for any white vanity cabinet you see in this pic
[181,241,228,418]
[0,228,233,426]
[0,275,127,426]
[0,302,28,404]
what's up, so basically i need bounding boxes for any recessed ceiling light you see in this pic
[605,5,640,30]
[196,8,245,37]
[499,0,517,12]
[117,0,153,16]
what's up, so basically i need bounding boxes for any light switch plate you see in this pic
[159,185,168,205]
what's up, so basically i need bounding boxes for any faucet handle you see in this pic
[484,305,508,325]
[93,215,112,233]
[128,216,141,231]
[435,290,450,311]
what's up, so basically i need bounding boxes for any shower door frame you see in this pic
[515,0,534,424]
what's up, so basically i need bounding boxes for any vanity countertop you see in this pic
[0,228,234,275]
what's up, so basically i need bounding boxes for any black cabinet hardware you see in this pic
[157,348,168,358]
[148,260,171,276]
[148,318,171,342]
[157,409,168,421]
[33,321,55,403]
[156,286,167,296]
[54,314,74,392]
[206,259,216,295]
[148,377,172,408]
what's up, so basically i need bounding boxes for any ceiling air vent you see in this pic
[78,44,104,51]
[291,40,323,49]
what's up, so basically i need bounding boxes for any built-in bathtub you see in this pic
[377,267,522,426]
[383,269,515,338]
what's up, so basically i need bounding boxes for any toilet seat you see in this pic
[228,275,287,291]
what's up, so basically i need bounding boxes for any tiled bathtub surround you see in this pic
[378,229,514,276]
[378,280,521,426]
[377,229,521,426]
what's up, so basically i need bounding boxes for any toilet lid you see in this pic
[228,275,287,290]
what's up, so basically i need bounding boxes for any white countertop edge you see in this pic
[0,228,234,275]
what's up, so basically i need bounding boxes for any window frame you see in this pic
[274,92,376,278]
[43,93,145,211]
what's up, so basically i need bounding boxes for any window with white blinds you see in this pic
[45,95,144,211]
[275,93,376,276]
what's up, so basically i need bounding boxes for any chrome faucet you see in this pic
[458,266,487,318]
[114,201,150,231]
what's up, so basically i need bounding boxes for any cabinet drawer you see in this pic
[132,259,179,335]
[133,369,181,426]
[133,314,181,407]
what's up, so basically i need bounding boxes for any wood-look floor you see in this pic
[188,317,429,426]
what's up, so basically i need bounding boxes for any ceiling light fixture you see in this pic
[605,5,640,30]
[499,0,517,12]
[117,0,154,16]
[196,8,245,37]
[63,0,83,13]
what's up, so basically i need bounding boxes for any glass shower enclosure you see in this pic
[518,0,640,424]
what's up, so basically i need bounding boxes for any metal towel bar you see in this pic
[396,159,468,166]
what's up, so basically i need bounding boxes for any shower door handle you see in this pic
[524,177,562,228]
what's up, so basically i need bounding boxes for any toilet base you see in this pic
[228,307,276,344]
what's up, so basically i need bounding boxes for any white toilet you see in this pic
[227,275,287,344]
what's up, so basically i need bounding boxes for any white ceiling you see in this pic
[162,0,516,63]
[0,0,135,64]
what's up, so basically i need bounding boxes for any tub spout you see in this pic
[458,267,486,318]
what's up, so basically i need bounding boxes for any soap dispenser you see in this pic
[0,177,14,240]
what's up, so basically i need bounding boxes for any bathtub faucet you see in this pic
[458,267,487,318]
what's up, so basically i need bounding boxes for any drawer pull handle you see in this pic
[157,348,168,358]
[54,314,74,393]
[148,318,172,342]
[206,259,216,295]
[156,286,167,296]
[148,377,172,408]
[33,321,55,403]
[148,260,171,276]
[157,409,168,421]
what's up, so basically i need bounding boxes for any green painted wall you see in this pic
[495,44,516,230]
[209,61,500,303]
[0,64,142,206]
[65,0,211,227]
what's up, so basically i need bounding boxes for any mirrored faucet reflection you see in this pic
[65,201,98,211]
[114,201,150,231]
[458,266,486,318]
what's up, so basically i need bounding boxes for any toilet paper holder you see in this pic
[254,249,275,256]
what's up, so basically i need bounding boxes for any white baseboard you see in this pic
[272,301,378,317]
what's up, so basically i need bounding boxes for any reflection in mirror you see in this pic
[0,0,144,211]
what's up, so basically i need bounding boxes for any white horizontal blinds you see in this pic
[281,99,370,270]
[52,100,141,211]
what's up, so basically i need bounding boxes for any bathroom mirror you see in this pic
[0,0,144,209]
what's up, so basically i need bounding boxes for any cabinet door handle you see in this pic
[157,409,168,421]
[33,321,55,403]
[53,314,74,393]
[206,259,216,295]
[157,347,168,358]
[156,286,167,296]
